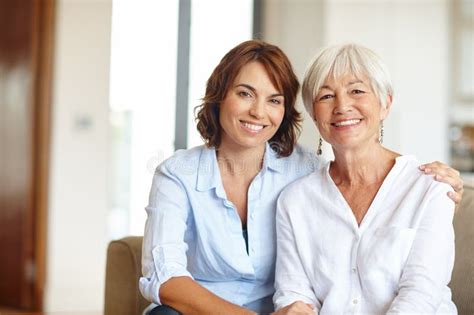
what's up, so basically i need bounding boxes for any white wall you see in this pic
[262,0,324,151]
[46,0,112,311]
[263,0,450,162]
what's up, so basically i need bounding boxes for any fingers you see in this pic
[419,161,460,179]
[422,163,460,178]
[419,162,464,192]
[448,189,464,210]
[284,301,316,314]
[430,173,464,192]
[273,301,318,315]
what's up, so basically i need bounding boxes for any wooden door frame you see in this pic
[30,0,55,310]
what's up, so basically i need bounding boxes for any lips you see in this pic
[240,120,266,131]
[331,119,361,127]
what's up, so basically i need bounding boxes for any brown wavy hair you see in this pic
[195,40,301,157]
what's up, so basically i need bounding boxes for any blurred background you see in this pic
[0,0,472,313]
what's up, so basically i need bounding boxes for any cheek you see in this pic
[276,106,285,127]
[271,106,285,127]
[218,105,234,133]
[219,100,237,122]
[313,104,327,122]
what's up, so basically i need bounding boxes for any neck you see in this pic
[216,142,266,177]
[330,143,399,186]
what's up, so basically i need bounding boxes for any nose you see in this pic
[249,99,265,119]
[333,93,352,114]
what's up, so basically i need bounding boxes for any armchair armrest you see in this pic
[104,236,149,315]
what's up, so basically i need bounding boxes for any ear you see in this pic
[380,94,393,120]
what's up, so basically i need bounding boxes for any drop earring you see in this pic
[379,121,384,144]
[317,137,323,155]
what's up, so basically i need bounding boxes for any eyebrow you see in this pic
[235,83,283,97]
[320,80,364,90]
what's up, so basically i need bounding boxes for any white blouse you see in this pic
[274,155,457,314]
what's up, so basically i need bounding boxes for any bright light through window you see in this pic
[109,0,179,237]
[187,0,254,147]
[108,0,254,239]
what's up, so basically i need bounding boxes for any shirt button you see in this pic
[352,298,359,305]
[352,267,357,273]
[251,248,255,254]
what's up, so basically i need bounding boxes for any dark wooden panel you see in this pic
[0,0,36,308]
[30,0,55,310]
[0,0,54,310]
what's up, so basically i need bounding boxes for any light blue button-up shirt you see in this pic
[139,143,319,313]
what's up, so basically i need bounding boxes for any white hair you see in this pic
[302,43,393,118]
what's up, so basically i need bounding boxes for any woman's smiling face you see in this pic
[219,61,285,151]
[313,73,390,152]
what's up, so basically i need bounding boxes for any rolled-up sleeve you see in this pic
[139,163,193,305]
[388,183,455,313]
[273,192,320,311]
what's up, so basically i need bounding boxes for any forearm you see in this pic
[160,276,256,315]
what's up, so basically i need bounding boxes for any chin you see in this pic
[236,137,269,149]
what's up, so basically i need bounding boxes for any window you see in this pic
[108,0,254,238]
[109,0,180,237]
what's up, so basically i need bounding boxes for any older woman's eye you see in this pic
[319,94,333,101]
[352,89,365,94]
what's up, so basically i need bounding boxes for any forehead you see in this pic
[233,61,281,92]
[321,71,370,88]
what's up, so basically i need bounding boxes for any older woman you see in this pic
[274,44,457,314]
[140,41,462,315]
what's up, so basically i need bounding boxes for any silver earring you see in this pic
[379,121,384,144]
[317,137,323,155]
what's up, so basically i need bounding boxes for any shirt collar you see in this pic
[196,143,284,193]
[263,142,285,174]
[196,146,225,197]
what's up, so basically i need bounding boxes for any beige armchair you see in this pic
[104,184,474,315]
[104,236,149,315]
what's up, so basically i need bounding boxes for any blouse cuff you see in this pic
[139,268,193,305]
[139,244,193,305]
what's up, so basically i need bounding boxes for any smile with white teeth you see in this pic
[333,119,361,127]
[242,121,265,131]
